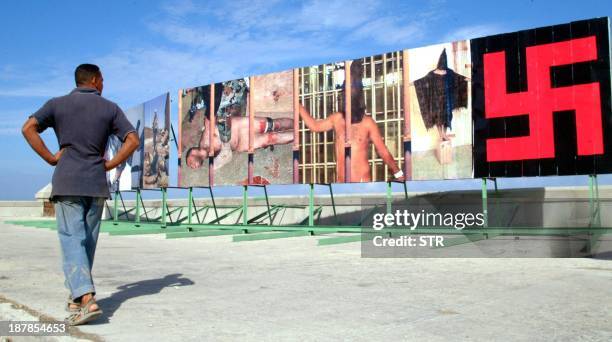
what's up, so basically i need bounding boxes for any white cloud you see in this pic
[0,127,20,136]
[160,0,198,17]
[0,85,71,98]
[443,24,502,42]
[297,0,377,31]
[0,0,454,108]
[351,17,423,46]
[0,115,27,136]
[0,61,74,98]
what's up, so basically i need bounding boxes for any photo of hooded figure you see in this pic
[408,41,472,180]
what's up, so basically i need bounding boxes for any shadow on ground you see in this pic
[92,273,194,324]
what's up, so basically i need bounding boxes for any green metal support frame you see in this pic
[161,187,168,227]
[478,177,503,243]
[308,183,340,227]
[186,186,220,225]
[243,185,248,225]
[112,190,129,224]
[114,188,154,224]
[137,187,173,227]
[589,174,601,227]
[309,184,314,226]
[188,187,193,225]
[135,189,141,224]
[100,176,608,252]
[246,184,273,225]
[109,180,399,230]
[386,180,409,215]
[108,185,298,228]
[482,178,488,228]
[137,190,151,222]
[113,190,118,223]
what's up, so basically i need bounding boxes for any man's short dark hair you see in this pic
[74,64,101,86]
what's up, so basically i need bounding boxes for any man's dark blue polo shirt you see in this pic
[31,87,135,199]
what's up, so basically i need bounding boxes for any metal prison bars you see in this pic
[298,52,404,184]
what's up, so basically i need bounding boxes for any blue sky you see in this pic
[1,0,611,200]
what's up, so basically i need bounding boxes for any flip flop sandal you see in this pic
[66,296,80,313]
[65,297,103,326]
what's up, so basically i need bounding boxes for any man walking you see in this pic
[22,64,139,325]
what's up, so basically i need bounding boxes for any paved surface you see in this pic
[0,220,611,342]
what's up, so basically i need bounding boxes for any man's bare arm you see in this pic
[367,118,402,176]
[22,117,63,166]
[299,105,337,132]
[105,132,140,171]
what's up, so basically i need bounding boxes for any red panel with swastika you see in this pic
[471,17,612,178]
[484,36,602,161]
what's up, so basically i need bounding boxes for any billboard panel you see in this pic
[179,85,215,187]
[106,104,144,191]
[297,62,346,183]
[297,53,406,184]
[143,93,170,188]
[250,70,296,185]
[408,41,473,180]
[210,78,250,185]
[471,17,612,177]
[174,16,612,187]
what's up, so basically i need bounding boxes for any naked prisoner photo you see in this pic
[297,53,405,184]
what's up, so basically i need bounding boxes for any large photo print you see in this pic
[408,41,472,180]
[106,103,144,191]
[250,70,295,185]
[179,84,216,187]
[181,79,251,186]
[143,93,170,189]
[298,62,345,183]
[297,52,406,184]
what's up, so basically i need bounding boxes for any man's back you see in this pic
[349,117,374,182]
[32,87,134,198]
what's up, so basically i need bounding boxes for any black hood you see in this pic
[436,48,448,70]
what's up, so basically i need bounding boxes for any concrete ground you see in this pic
[0,220,611,342]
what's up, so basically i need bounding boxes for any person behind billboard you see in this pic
[299,60,404,182]
[21,64,139,326]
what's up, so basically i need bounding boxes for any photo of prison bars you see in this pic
[297,51,405,183]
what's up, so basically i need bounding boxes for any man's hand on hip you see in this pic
[104,132,140,172]
[104,160,115,171]
[49,148,65,166]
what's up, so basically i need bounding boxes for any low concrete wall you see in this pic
[0,201,43,217]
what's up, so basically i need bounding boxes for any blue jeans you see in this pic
[54,196,105,300]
